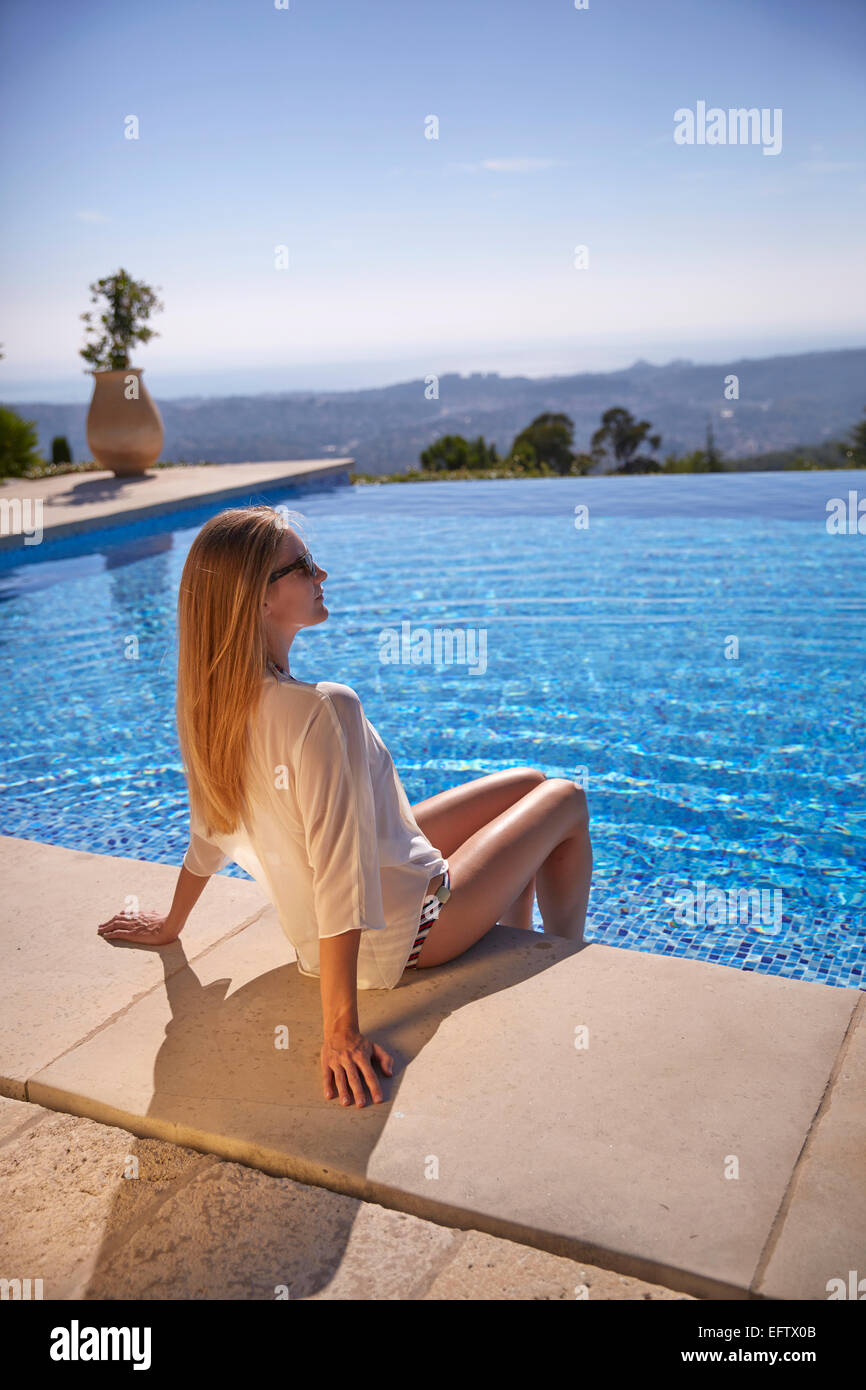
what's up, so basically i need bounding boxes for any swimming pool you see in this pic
[1,471,863,988]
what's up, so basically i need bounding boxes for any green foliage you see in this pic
[841,405,866,468]
[51,435,73,464]
[590,406,662,474]
[0,405,44,477]
[80,267,164,372]
[419,434,468,470]
[704,417,725,471]
[419,433,499,471]
[417,417,595,477]
[661,451,695,473]
[662,441,728,472]
[511,412,576,475]
[509,439,538,472]
[413,401,866,482]
[723,441,848,471]
[417,413,589,476]
[662,449,713,472]
[471,434,499,468]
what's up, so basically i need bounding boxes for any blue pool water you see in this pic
[1,471,864,988]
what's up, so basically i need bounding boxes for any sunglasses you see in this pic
[268,549,317,585]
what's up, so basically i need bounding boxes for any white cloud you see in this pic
[446,156,565,174]
[481,156,565,172]
[75,209,110,223]
[798,160,866,173]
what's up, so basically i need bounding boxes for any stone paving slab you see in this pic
[0,1097,690,1299]
[11,844,860,1300]
[755,995,866,1301]
[0,835,271,1100]
[0,458,350,550]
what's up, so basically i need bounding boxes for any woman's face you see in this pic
[261,528,329,648]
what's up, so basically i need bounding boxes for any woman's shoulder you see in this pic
[260,674,364,721]
[306,681,367,737]
[256,677,380,763]
[313,679,362,707]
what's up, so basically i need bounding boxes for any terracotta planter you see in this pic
[86,368,164,476]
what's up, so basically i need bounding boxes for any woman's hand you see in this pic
[97,910,179,947]
[321,1031,394,1107]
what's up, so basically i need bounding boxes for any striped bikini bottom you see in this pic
[403,866,451,971]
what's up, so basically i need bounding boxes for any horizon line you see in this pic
[3,341,865,407]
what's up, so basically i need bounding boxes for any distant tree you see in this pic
[666,440,848,473]
[590,406,662,474]
[704,417,725,471]
[841,405,866,468]
[0,406,44,477]
[661,451,693,473]
[468,434,498,468]
[419,434,470,471]
[51,435,73,465]
[509,439,538,473]
[510,412,576,475]
[419,433,499,471]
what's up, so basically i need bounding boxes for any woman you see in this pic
[98,505,592,1109]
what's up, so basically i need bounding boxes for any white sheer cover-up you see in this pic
[182,666,448,989]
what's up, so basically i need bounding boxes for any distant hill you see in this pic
[4,347,864,475]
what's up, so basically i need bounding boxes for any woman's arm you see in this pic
[293,691,394,1103]
[164,863,212,938]
[318,929,361,1039]
[318,928,394,1108]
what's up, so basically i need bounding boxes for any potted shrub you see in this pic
[80,268,165,477]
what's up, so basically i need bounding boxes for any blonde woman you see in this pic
[98,506,592,1109]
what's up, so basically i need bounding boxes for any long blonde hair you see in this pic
[176,504,307,838]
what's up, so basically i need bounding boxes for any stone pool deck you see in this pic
[0,458,352,551]
[1,834,862,1301]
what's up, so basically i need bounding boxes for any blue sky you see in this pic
[1,0,864,400]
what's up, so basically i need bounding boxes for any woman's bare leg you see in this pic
[412,768,546,928]
[535,824,592,938]
[412,779,591,969]
[499,874,536,931]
